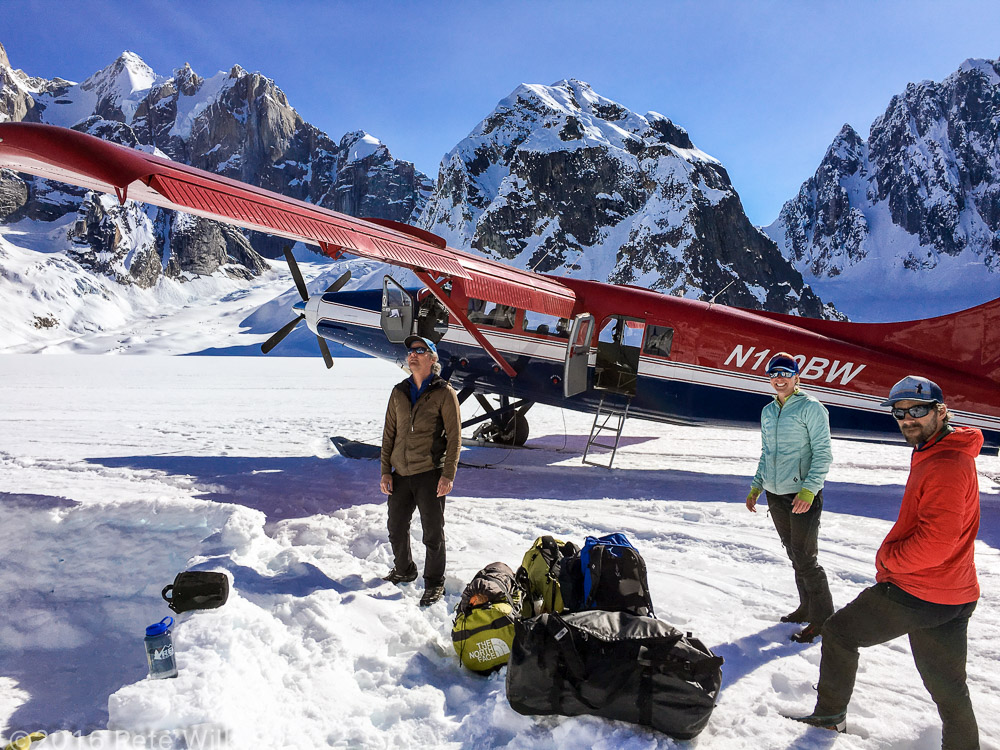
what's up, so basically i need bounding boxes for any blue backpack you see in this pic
[560,533,655,617]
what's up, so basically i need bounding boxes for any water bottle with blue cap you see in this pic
[144,616,178,679]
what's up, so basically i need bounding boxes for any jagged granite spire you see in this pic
[420,79,830,317]
[2,49,433,270]
[766,58,1000,320]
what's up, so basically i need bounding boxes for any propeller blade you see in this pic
[317,336,334,369]
[284,246,310,302]
[324,269,352,294]
[261,314,304,354]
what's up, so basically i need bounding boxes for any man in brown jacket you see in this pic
[380,335,462,606]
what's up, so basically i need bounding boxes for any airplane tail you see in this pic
[751,296,1000,386]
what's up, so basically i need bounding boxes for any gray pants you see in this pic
[387,469,446,585]
[817,582,978,749]
[767,490,834,624]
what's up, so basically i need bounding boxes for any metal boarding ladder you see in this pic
[582,394,631,469]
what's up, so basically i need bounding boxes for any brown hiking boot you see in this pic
[419,583,445,607]
[780,608,808,623]
[382,565,418,584]
[790,622,822,643]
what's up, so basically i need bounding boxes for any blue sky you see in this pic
[5,0,1000,225]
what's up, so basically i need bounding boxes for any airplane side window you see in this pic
[523,310,562,336]
[643,325,674,358]
[467,298,487,323]
[485,303,516,329]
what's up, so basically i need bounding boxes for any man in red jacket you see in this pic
[791,376,981,748]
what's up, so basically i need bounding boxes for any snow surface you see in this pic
[1,356,999,749]
[0,222,389,358]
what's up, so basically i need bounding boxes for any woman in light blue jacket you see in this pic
[746,352,834,643]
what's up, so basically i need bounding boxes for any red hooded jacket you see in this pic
[875,426,983,604]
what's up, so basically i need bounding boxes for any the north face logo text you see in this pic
[469,638,510,663]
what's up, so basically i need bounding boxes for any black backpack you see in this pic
[506,610,723,739]
[162,571,230,613]
[559,533,654,617]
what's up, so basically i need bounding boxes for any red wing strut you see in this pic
[0,123,578,374]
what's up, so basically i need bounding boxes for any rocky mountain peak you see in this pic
[80,50,158,98]
[173,63,203,96]
[340,131,387,163]
[1,44,433,281]
[767,56,1000,320]
[40,50,160,127]
[956,57,1000,82]
[0,43,62,122]
[421,79,829,317]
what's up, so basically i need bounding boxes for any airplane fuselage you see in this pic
[306,278,1000,451]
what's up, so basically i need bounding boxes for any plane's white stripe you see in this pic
[314,301,1000,431]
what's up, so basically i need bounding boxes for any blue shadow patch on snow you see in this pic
[86,447,1000,551]
[1,638,148,737]
[0,491,80,510]
[86,455,380,526]
[711,623,810,690]
[189,556,369,600]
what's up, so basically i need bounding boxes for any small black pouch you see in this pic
[162,571,230,613]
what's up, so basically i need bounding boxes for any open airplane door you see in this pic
[380,277,414,343]
[563,313,595,397]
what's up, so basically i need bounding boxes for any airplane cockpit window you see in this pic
[523,310,563,336]
[642,325,674,358]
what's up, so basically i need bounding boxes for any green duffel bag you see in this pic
[452,562,522,673]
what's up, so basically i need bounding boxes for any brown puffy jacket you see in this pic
[381,376,461,480]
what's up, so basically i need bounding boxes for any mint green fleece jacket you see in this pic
[751,390,832,501]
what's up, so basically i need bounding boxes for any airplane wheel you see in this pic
[497,412,529,446]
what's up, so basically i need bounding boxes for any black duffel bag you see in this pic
[506,610,723,740]
[162,570,229,613]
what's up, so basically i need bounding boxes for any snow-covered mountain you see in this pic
[419,79,832,317]
[2,43,433,259]
[766,58,1000,321]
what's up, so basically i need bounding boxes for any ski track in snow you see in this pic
[0,356,998,749]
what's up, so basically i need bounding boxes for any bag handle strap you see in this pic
[638,644,724,680]
[545,615,587,680]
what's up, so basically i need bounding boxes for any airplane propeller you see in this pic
[260,247,351,368]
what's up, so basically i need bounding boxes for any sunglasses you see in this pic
[407,347,430,355]
[891,404,936,420]
[767,370,797,379]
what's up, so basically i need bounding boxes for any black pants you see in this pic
[387,470,446,585]
[767,490,834,624]
[816,583,978,748]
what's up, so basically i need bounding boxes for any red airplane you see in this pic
[1,122,997,463]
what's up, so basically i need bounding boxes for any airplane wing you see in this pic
[0,123,576,320]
